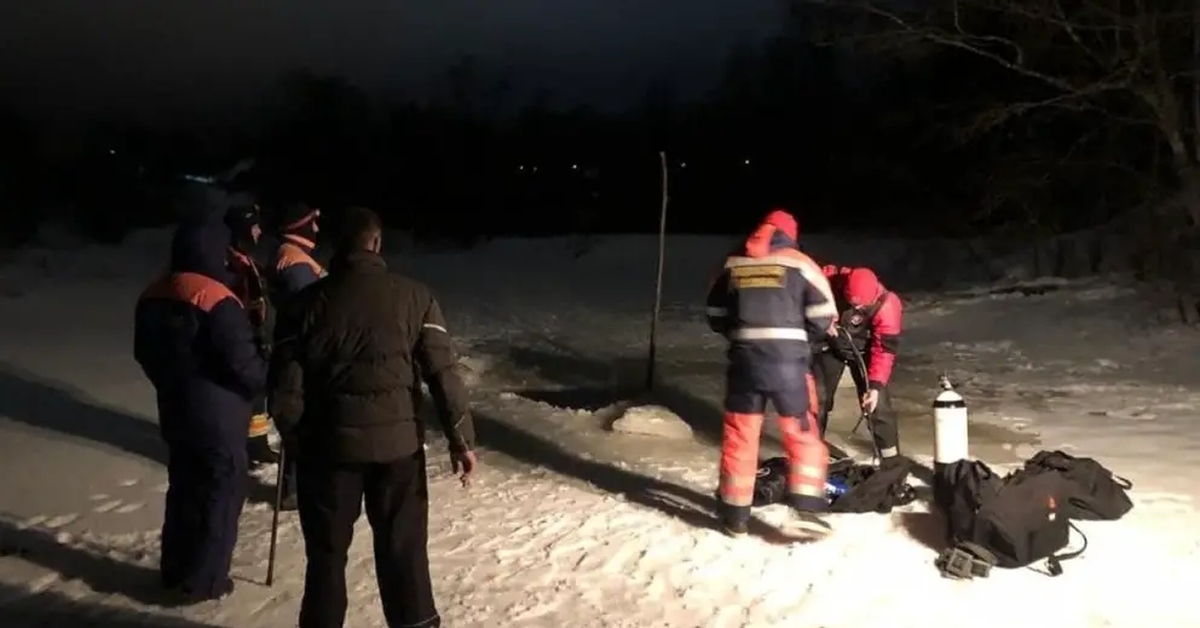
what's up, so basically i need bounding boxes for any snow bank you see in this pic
[610,404,694,440]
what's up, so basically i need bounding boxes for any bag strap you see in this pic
[1044,521,1088,576]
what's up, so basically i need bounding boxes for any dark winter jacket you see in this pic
[134,215,268,447]
[273,234,324,295]
[706,212,839,392]
[268,249,475,463]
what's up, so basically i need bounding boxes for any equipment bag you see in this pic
[1021,450,1133,521]
[827,458,917,513]
[752,457,790,507]
[752,457,916,512]
[935,459,1086,578]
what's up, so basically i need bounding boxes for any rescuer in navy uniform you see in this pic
[705,209,840,538]
[224,203,281,468]
[133,210,267,601]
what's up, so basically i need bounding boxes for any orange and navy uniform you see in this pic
[274,207,326,293]
[705,209,838,517]
[132,216,266,594]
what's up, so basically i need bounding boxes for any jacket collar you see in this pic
[329,249,387,273]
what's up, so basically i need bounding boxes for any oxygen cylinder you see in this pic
[932,374,969,469]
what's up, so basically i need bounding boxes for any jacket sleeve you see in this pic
[866,292,903,389]
[415,297,476,453]
[278,264,320,294]
[208,297,268,400]
[704,268,731,334]
[799,258,839,339]
[267,299,305,434]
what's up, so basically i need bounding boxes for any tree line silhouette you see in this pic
[2,0,1197,286]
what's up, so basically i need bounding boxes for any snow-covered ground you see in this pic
[1,232,1199,627]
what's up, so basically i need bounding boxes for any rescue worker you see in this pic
[225,203,278,467]
[814,265,903,462]
[133,211,267,601]
[274,202,326,292]
[705,209,839,538]
[269,206,476,628]
[269,201,326,509]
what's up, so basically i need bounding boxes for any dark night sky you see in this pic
[1,1,782,119]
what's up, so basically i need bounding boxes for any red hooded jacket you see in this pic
[822,265,902,389]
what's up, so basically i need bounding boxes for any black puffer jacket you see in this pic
[268,249,475,462]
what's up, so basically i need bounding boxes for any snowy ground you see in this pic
[1,233,1199,627]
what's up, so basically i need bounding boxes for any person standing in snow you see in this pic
[269,206,477,628]
[133,211,267,602]
[224,203,280,468]
[273,202,326,292]
[705,209,840,538]
[814,265,904,463]
[266,201,326,509]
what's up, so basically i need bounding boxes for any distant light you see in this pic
[108,149,116,155]
[518,165,525,171]
[532,166,538,173]
[572,164,578,170]
[183,174,216,184]
[743,159,750,165]
[680,162,687,168]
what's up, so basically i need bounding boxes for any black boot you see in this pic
[718,503,751,537]
[787,494,833,539]
[247,434,279,466]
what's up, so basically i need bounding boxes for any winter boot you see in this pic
[718,503,751,538]
[787,494,833,539]
[247,434,279,466]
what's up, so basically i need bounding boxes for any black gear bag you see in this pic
[935,459,1085,578]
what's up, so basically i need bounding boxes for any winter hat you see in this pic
[745,208,799,257]
[225,204,261,237]
[279,202,318,233]
[762,209,798,241]
[845,267,883,307]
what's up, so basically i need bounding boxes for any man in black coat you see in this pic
[269,206,477,628]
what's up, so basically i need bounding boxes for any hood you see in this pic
[845,267,883,307]
[169,214,237,287]
[744,209,799,257]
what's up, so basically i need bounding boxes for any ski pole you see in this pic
[266,443,286,587]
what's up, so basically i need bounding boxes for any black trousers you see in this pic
[296,451,439,628]
[811,350,901,457]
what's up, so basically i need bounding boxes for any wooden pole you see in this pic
[646,151,669,392]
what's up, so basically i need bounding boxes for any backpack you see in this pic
[935,459,1084,578]
[1021,450,1133,520]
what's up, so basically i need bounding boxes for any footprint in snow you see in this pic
[89,494,109,501]
[93,500,123,514]
[119,479,139,487]
[115,502,145,514]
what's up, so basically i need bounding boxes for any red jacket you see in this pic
[822,265,902,389]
